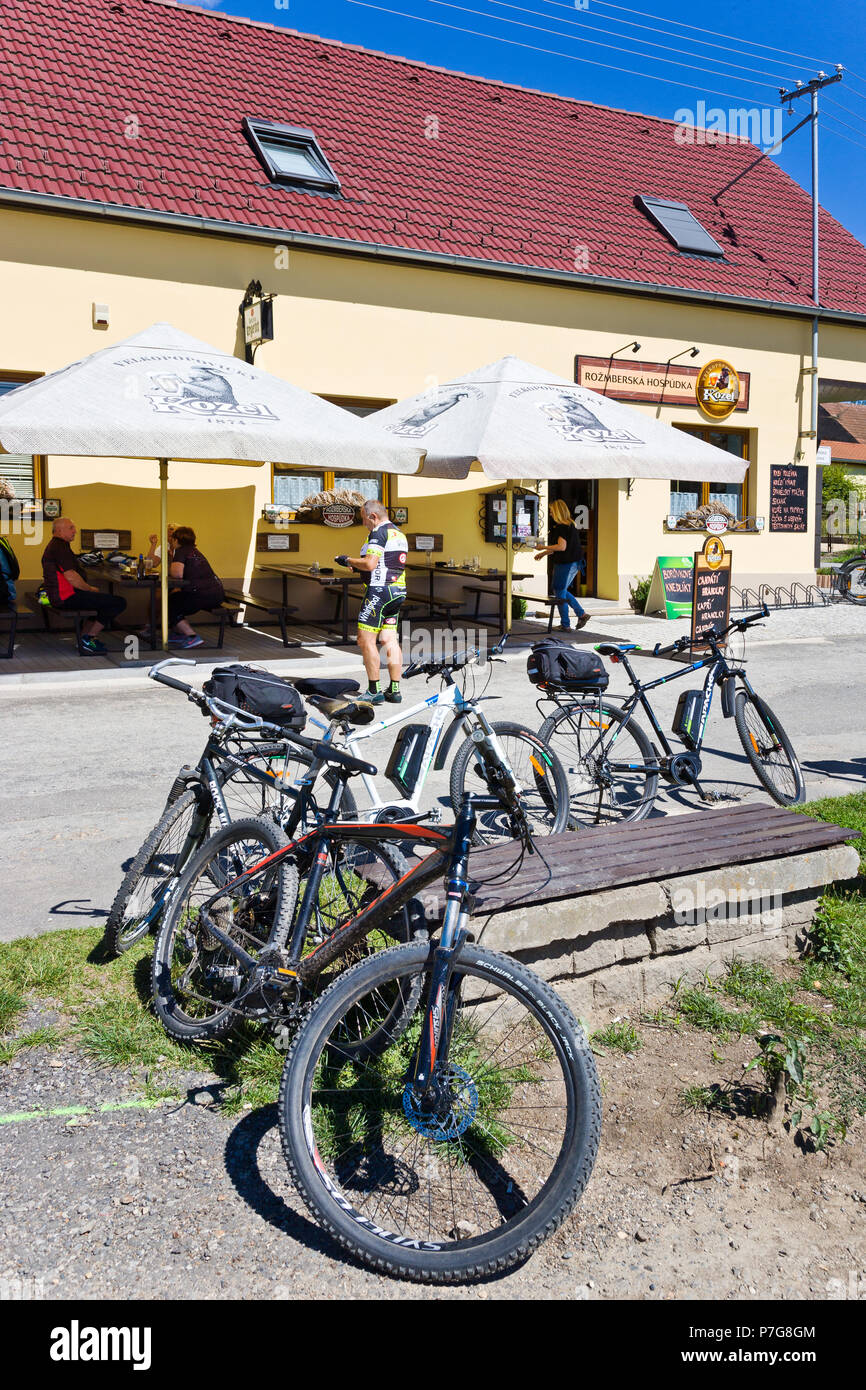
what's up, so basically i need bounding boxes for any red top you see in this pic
[3,0,866,316]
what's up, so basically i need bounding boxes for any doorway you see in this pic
[547,480,597,597]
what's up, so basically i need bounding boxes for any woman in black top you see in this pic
[534,499,588,631]
[167,526,225,648]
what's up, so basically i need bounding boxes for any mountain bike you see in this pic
[104,664,369,956]
[303,635,570,845]
[833,549,866,605]
[276,792,601,1283]
[150,757,601,1281]
[149,655,568,1045]
[539,606,805,824]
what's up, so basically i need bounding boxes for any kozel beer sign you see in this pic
[695,360,741,420]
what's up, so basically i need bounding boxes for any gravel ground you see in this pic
[1,1023,862,1301]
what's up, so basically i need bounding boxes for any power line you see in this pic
[480,0,795,82]
[527,0,795,78]
[821,109,866,140]
[822,117,866,157]
[585,0,838,69]
[825,94,866,130]
[423,0,782,90]
[346,1,773,101]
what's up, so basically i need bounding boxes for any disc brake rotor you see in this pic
[403,1064,479,1140]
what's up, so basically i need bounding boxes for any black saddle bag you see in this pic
[526,638,609,692]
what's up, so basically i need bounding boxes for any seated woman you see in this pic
[167,526,225,649]
[146,523,176,566]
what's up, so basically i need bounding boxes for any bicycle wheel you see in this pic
[838,563,866,605]
[449,721,570,845]
[151,817,299,1043]
[299,838,426,1055]
[105,747,349,959]
[104,789,208,956]
[279,939,601,1283]
[734,690,805,806]
[539,700,658,826]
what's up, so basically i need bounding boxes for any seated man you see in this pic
[41,518,126,655]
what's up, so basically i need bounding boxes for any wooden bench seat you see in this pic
[455,804,859,921]
[0,605,17,659]
[24,592,104,656]
[221,589,301,649]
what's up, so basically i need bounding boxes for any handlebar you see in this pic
[403,631,509,680]
[147,659,377,777]
[651,605,769,659]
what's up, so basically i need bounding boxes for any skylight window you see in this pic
[244,119,340,195]
[636,196,724,258]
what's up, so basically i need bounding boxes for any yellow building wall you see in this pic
[2,205,866,603]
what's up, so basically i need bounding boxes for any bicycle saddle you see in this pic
[307,694,377,726]
[291,677,360,698]
[596,642,637,656]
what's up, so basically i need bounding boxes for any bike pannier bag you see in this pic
[385,723,431,796]
[202,664,306,730]
[672,689,703,749]
[526,638,609,692]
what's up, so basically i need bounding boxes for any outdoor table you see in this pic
[255,563,364,646]
[88,564,161,649]
[405,564,531,630]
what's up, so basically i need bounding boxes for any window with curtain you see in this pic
[0,378,40,500]
[671,427,748,521]
[272,470,323,509]
[335,473,381,502]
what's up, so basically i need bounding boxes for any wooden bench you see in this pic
[222,589,301,649]
[462,804,859,915]
[24,593,105,656]
[0,605,17,659]
[411,803,861,1016]
[520,593,559,632]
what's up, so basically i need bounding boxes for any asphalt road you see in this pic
[1,605,864,943]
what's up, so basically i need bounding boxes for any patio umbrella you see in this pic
[0,323,422,646]
[368,356,747,628]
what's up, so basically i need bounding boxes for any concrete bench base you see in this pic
[479,843,861,1024]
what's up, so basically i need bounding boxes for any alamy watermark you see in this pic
[672,880,783,929]
[674,101,782,155]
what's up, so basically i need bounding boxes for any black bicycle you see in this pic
[104,663,369,956]
[149,746,600,1281]
[539,606,805,823]
[833,549,866,605]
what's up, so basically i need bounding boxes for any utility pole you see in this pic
[779,68,842,446]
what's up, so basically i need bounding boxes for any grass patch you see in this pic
[74,996,188,1069]
[0,1026,62,1065]
[798,790,866,871]
[592,1021,641,1053]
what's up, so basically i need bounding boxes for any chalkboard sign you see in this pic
[644,554,694,619]
[691,547,732,648]
[769,465,808,532]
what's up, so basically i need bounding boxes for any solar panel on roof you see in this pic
[636,196,724,258]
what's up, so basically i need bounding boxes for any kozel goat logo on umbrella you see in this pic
[539,390,642,447]
[145,367,277,421]
[389,386,481,437]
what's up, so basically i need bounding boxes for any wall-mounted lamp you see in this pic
[655,345,701,412]
[239,280,275,364]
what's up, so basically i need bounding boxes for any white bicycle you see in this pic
[300,637,571,845]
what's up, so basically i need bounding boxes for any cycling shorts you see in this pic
[357,584,405,634]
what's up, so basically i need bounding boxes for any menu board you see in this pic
[769,465,808,532]
[691,549,732,647]
[644,555,694,620]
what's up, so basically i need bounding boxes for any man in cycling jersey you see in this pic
[335,499,408,704]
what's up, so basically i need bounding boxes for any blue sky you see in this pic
[206,0,866,244]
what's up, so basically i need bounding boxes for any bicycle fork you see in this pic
[408,798,493,1114]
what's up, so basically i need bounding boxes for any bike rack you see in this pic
[733,581,832,612]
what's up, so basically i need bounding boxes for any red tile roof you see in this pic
[819,403,866,443]
[3,0,866,316]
